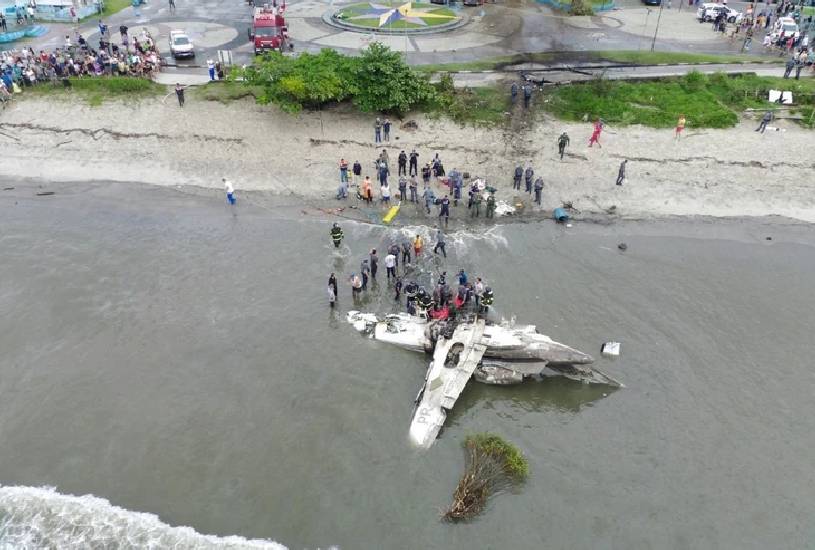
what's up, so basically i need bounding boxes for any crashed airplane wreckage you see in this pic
[347,311,622,448]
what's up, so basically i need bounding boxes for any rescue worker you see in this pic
[416,287,433,314]
[409,177,418,203]
[330,222,344,248]
[405,280,418,312]
[401,241,412,265]
[398,177,407,201]
[524,165,534,194]
[485,192,496,218]
[394,277,403,301]
[433,228,447,258]
[352,160,362,186]
[439,195,450,226]
[480,286,494,313]
[398,150,407,176]
[533,177,543,205]
[423,185,435,214]
[513,165,523,190]
[413,234,424,257]
[409,149,419,176]
[557,132,570,160]
[378,160,389,187]
[470,190,482,218]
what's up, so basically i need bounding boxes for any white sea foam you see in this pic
[0,485,288,550]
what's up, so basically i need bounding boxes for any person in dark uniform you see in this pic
[330,223,344,248]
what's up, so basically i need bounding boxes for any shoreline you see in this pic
[1,97,813,223]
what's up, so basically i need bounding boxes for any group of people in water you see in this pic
[327,223,494,317]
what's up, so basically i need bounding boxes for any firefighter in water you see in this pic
[480,287,494,314]
[416,287,433,315]
[330,222,344,248]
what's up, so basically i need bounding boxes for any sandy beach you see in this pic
[1,96,813,222]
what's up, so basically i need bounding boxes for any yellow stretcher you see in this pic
[382,201,401,224]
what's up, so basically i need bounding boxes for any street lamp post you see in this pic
[650,0,665,52]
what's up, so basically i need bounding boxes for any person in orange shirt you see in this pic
[413,234,423,257]
[361,176,373,205]
[675,114,686,139]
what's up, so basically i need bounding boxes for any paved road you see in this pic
[21,0,790,83]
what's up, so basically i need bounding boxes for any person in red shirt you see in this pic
[588,118,604,148]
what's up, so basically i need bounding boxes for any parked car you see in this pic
[770,16,799,40]
[642,0,662,6]
[169,30,195,58]
[697,3,742,23]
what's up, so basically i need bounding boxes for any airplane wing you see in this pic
[409,319,487,449]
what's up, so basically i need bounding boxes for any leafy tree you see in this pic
[352,42,436,114]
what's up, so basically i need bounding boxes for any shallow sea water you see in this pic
[1,182,814,549]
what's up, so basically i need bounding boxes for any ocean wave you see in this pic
[0,485,288,550]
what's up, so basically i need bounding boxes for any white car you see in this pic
[770,17,799,41]
[169,30,195,58]
[697,3,742,23]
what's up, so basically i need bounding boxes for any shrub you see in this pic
[443,433,528,521]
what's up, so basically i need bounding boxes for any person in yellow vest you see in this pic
[413,234,423,258]
[675,114,686,140]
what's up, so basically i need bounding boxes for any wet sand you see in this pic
[1,97,813,222]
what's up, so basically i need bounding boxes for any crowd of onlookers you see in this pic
[0,21,160,102]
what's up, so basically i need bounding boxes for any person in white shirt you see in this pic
[222,177,236,205]
[384,253,397,280]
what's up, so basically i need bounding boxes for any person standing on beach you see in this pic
[409,177,418,203]
[352,160,361,187]
[675,114,686,139]
[755,110,773,133]
[557,132,570,160]
[616,160,627,186]
[383,118,391,141]
[374,117,382,143]
[207,58,216,81]
[398,150,407,176]
[398,177,407,201]
[524,165,534,194]
[175,83,186,107]
[409,149,419,176]
[513,165,522,190]
[169,0,176,14]
[533,177,543,205]
[588,118,604,148]
[438,195,450,227]
[523,84,532,109]
[223,177,236,205]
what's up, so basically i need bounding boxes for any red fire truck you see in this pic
[248,4,291,54]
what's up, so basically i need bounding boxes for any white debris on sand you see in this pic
[1,98,813,221]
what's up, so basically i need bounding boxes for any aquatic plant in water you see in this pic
[444,433,529,521]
